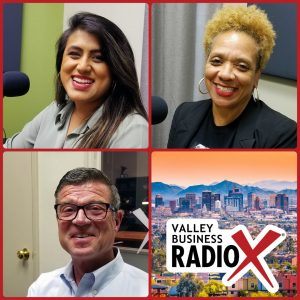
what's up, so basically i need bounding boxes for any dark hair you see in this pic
[55,12,147,148]
[54,167,120,209]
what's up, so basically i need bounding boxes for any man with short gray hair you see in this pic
[28,167,148,296]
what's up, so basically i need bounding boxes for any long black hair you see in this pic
[55,12,147,148]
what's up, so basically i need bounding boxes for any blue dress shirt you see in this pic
[27,249,148,297]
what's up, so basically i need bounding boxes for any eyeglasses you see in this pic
[54,202,117,221]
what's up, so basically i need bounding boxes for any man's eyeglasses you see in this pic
[54,202,117,221]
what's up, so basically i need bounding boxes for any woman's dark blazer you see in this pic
[167,98,297,148]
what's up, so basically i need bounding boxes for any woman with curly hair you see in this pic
[5,12,148,148]
[168,5,296,148]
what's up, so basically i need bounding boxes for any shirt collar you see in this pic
[60,248,125,293]
[92,248,124,290]
[55,101,104,134]
[55,101,74,129]
[60,261,76,294]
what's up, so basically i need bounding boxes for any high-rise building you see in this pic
[182,199,190,211]
[214,193,221,201]
[215,200,221,211]
[198,196,202,208]
[247,192,256,209]
[269,194,276,208]
[155,194,164,207]
[262,199,268,208]
[169,200,177,212]
[179,197,185,207]
[275,193,289,212]
[254,196,260,210]
[186,193,197,208]
[224,187,243,212]
[201,191,221,211]
[202,191,213,211]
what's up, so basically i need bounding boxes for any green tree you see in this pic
[152,248,166,274]
[238,290,248,297]
[286,236,295,253]
[197,290,208,297]
[250,291,270,297]
[176,273,204,297]
[282,261,292,271]
[203,280,227,296]
[250,291,281,297]
[271,257,281,270]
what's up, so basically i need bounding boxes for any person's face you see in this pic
[60,29,112,106]
[205,31,261,111]
[56,181,123,264]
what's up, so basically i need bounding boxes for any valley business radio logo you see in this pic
[166,219,286,293]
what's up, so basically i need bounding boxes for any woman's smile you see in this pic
[71,75,95,91]
[214,83,237,97]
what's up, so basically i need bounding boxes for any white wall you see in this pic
[259,74,297,121]
[63,3,146,83]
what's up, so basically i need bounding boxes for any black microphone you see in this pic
[152,96,168,125]
[3,71,30,97]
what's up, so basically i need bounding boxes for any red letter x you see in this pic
[228,229,281,287]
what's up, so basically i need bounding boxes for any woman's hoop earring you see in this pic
[198,77,208,94]
[253,87,260,102]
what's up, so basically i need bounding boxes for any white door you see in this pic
[3,152,38,296]
[3,151,102,296]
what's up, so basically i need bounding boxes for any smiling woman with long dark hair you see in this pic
[5,12,148,148]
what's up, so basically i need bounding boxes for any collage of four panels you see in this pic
[3,2,297,298]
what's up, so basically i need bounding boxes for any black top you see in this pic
[167,98,297,149]
[188,107,241,148]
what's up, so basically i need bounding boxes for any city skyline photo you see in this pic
[151,151,297,297]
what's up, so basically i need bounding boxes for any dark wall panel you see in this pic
[253,3,296,80]
[4,4,23,72]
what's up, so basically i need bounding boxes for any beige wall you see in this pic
[259,75,296,121]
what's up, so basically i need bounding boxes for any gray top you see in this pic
[4,101,148,148]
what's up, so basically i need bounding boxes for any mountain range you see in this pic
[249,180,297,191]
[152,180,297,202]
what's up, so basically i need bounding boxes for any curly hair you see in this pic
[204,5,276,70]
